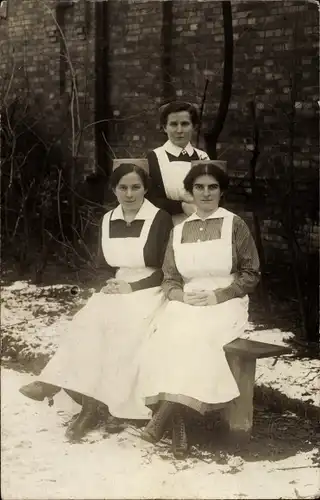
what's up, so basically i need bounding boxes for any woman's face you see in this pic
[114,172,146,211]
[164,111,194,148]
[192,174,222,214]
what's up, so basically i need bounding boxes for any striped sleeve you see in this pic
[215,216,260,303]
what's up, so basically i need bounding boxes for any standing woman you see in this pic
[147,101,209,225]
[139,160,260,459]
[20,159,173,442]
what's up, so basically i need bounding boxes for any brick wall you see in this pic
[105,0,319,174]
[0,0,96,177]
[1,0,319,254]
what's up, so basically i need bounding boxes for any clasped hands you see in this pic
[101,278,132,294]
[183,290,218,306]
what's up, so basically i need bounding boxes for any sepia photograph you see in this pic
[1,0,319,498]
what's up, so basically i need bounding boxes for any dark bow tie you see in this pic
[166,150,199,163]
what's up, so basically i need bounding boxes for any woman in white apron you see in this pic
[139,160,260,459]
[147,101,209,225]
[19,159,173,442]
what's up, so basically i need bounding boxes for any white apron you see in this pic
[154,145,207,226]
[40,200,163,419]
[139,208,249,409]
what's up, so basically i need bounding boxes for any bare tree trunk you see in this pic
[95,0,112,176]
[282,19,309,341]
[204,1,233,159]
[196,79,209,147]
[248,101,270,313]
[161,0,175,103]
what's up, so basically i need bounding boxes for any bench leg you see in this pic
[223,354,256,443]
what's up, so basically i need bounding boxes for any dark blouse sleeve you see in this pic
[146,150,183,216]
[215,216,261,304]
[161,230,184,298]
[130,210,173,292]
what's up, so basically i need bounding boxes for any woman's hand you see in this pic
[182,202,196,216]
[100,280,117,294]
[183,291,218,306]
[101,279,133,294]
[108,279,133,294]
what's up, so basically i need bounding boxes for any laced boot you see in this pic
[172,408,188,459]
[65,396,99,442]
[19,381,60,402]
[96,404,126,434]
[141,401,174,444]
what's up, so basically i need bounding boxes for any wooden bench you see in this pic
[221,338,292,442]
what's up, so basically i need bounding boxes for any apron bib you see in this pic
[154,145,207,226]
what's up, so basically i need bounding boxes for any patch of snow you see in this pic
[243,324,294,346]
[241,326,319,407]
[256,357,320,407]
[1,369,319,500]
[1,282,319,409]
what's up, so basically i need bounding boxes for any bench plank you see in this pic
[224,338,291,359]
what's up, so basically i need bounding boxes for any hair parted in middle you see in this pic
[109,163,150,191]
[184,161,229,194]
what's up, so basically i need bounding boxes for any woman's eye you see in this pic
[132,185,142,190]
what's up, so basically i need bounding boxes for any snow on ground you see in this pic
[2,281,319,407]
[243,327,320,407]
[1,281,320,498]
[1,369,319,500]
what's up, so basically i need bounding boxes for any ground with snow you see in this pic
[1,281,319,499]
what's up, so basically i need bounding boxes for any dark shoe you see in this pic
[172,411,188,459]
[19,381,60,401]
[65,396,99,442]
[141,401,174,444]
[105,415,126,434]
[96,404,126,434]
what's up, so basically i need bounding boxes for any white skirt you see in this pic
[40,289,165,419]
[138,296,249,412]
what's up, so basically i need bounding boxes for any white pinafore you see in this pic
[40,200,163,419]
[154,144,207,225]
[139,208,249,408]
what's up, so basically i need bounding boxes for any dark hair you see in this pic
[184,163,229,194]
[109,164,150,190]
[160,101,200,128]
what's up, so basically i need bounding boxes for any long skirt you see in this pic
[39,289,164,419]
[137,296,249,414]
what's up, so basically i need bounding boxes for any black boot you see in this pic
[95,404,126,434]
[65,396,99,442]
[141,401,174,444]
[172,408,188,459]
[19,381,60,401]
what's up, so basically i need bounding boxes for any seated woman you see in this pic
[138,160,260,459]
[147,100,209,225]
[20,160,173,442]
